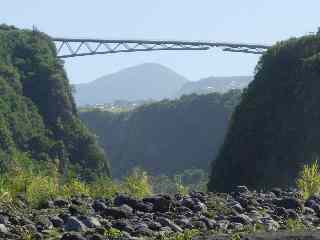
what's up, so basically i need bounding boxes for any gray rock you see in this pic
[0,215,10,225]
[61,233,86,240]
[303,207,316,215]
[232,203,245,213]
[175,217,192,228]
[79,216,101,228]
[229,214,252,225]
[181,198,195,210]
[0,224,8,234]
[235,185,249,193]
[275,197,303,211]
[193,220,207,230]
[287,209,299,220]
[112,219,134,233]
[88,234,104,240]
[199,217,216,229]
[64,217,87,232]
[148,221,162,231]
[144,195,172,212]
[274,207,289,218]
[50,216,64,228]
[133,223,153,237]
[53,197,69,208]
[215,220,230,231]
[36,215,53,230]
[157,217,183,232]
[229,222,244,231]
[92,200,107,212]
[103,205,133,219]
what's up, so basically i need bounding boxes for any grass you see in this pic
[296,160,320,199]
[286,218,306,232]
[0,158,155,208]
[155,229,200,240]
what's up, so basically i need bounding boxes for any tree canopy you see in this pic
[208,34,320,192]
[0,25,110,179]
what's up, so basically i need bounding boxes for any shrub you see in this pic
[26,175,60,207]
[89,176,119,198]
[286,218,306,231]
[174,174,189,195]
[62,178,90,198]
[156,229,200,240]
[122,167,153,198]
[104,228,123,238]
[296,160,320,199]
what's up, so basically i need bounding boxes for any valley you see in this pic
[0,22,320,240]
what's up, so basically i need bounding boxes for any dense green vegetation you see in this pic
[0,24,110,180]
[209,33,320,192]
[80,90,241,178]
[0,158,151,207]
[0,155,207,209]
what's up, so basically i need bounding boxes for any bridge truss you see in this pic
[51,38,271,58]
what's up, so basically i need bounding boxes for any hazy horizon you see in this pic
[2,0,319,84]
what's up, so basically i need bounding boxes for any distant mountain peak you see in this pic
[74,63,189,106]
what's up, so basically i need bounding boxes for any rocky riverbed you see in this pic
[1,186,320,239]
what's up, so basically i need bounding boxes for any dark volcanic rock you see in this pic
[61,233,86,240]
[143,195,173,212]
[275,197,303,211]
[3,188,320,239]
[64,217,87,232]
[103,205,133,219]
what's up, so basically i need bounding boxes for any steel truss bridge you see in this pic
[51,37,271,58]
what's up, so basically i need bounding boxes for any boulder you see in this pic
[275,198,303,211]
[64,217,87,232]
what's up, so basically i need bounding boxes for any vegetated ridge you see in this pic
[80,90,241,177]
[176,76,253,97]
[0,24,110,179]
[209,32,320,192]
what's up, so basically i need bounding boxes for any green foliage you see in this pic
[173,174,189,195]
[296,160,320,199]
[80,90,241,178]
[286,218,306,231]
[89,176,119,198]
[122,167,153,198]
[26,174,60,207]
[0,156,154,207]
[0,24,110,180]
[151,169,208,194]
[104,227,123,238]
[209,31,320,192]
[230,233,241,240]
[156,229,200,240]
[62,178,90,198]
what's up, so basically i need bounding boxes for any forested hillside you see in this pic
[0,25,110,179]
[80,90,241,177]
[176,76,252,97]
[209,33,320,192]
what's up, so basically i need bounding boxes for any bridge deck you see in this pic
[51,37,271,58]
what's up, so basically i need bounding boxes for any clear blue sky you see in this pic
[1,0,319,83]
